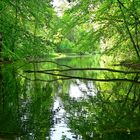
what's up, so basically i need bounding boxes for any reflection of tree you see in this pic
[0,63,53,139]
[22,58,140,139]
[62,74,140,139]
[0,64,21,138]
[4,57,138,139]
[25,82,53,139]
[20,63,53,139]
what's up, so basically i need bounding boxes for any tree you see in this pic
[0,0,54,60]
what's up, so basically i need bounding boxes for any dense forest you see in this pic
[1,0,140,61]
[0,0,140,140]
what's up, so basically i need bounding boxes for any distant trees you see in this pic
[56,0,140,60]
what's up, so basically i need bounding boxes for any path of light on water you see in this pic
[50,80,97,139]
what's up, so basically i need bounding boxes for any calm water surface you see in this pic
[0,55,140,140]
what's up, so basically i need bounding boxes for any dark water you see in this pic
[0,55,140,140]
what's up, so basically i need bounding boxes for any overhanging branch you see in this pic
[25,67,140,74]
[25,70,140,84]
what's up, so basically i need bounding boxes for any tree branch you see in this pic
[117,0,140,59]
[24,71,140,84]
[25,67,140,74]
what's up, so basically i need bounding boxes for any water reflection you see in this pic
[0,55,140,140]
[51,97,76,140]
[69,80,97,99]
[0,63,53,140]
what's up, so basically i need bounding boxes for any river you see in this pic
[0,55,140,140]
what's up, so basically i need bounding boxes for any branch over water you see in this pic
[25,69,140,84]
[25,67,140,74]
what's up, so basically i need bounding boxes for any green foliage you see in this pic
[0,0,140,139]
[58,38,74,53]
[0,0,140,61]
[0,0,54,59]
[92,0,140,60]
[0,63,53,139]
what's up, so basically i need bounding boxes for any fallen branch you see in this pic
[25,67,140,74]
[25,71,140,84]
